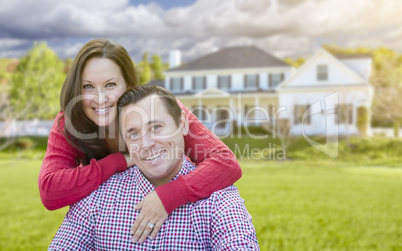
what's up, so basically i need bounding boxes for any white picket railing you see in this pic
[0,120,54,137]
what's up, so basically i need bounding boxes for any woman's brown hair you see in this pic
[59,39,137,165]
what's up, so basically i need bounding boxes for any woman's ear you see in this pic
[180,110,189,136]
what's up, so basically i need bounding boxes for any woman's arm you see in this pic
[38,112,128,210]
[155,99,242,213]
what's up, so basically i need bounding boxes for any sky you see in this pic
[0,0,401,63]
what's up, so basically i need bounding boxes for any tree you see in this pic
[150,54,166,80]
[9,42,65,119]
[283,56,306,68]
[137,52,151,85]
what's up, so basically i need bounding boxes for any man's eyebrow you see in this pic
[124,120,165,134]
[147,120,165,125]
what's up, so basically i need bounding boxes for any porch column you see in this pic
[255,96,260,126]
[229,97,234,133]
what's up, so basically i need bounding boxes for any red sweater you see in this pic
[38,100,242,213]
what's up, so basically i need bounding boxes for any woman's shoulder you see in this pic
[50,111,65,134]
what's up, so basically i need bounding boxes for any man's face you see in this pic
[120,94,188,186]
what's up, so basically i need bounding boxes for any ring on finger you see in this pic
[147,222,155,229]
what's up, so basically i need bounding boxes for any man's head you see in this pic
[117,85,189,186]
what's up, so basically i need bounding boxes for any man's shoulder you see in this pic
[70,166,139,210]
[193,185,244,210]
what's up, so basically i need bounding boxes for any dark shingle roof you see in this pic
[167,46,289,72]
[333,53,372,60]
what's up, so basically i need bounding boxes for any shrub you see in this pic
[356,106,369,136]
[14,137,34,149]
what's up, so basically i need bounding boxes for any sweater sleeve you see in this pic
[155,99,242,214]
[38,112,128,210]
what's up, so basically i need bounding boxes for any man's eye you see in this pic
[106,82,116,87]
[128,133,138,139]
[152,125,161,130]
[83,84,94,89]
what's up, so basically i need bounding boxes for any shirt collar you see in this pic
[133,155,195,196]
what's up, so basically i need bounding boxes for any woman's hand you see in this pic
[131,191,168,244]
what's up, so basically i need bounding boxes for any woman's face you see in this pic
[81,57,127,127]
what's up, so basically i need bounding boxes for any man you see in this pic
[49,85,259,250]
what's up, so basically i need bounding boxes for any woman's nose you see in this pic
[94,92,107,104]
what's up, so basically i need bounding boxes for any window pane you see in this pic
[317,65,328,81]
[219,76,230,89]
[294,104,310,125]
[171,77,181,91]
[271,73,282,88]
[246,74,257,88]
[194,76,204,90]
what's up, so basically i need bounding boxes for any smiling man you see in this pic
[49,85,259,250]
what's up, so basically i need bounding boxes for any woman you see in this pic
[39,39,241,243]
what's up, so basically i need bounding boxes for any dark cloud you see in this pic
[0,0,401,59]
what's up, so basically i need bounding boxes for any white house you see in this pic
[149,46,373,137]
[277,49,373,136]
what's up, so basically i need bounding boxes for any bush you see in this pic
[356,106,369,136]
[14,137,34,149]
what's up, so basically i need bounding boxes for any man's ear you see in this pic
[180,110,189,136]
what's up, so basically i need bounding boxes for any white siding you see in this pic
[287,55,365,87]
[341,58,371,81]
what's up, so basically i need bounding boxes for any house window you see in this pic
[192,106,207,120]
[294,104,311,125]
[269,73,283,88]
[170,77,182,91]
[335,104,353,124]
[317,65,328,81]
[193,76,205,91]
[218,75,231,89]
[216,106,230,128]
[245,74,258,89]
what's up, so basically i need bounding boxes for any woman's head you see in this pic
[60,39,137,163]
[61,39,137,128]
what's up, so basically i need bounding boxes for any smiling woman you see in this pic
[81,57,127,127]
[38,38,242,245]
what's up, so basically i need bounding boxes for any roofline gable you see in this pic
[276,48,371,90]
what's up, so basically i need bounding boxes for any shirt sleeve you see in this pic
[48,197,95,250]
[210,187,260,250]
[155,99,242,214]
[39,112,128,210]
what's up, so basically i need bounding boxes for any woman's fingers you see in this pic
[137,221,156,244]
[131,191,168,243]
[130,211,144,235]
[149,220,163,240]
[131,214,148,243]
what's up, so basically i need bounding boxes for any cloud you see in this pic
[0,0,401,60]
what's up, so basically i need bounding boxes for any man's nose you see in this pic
[141,132,156,149]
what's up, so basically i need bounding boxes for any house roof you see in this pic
[166,46,290,72]
[333,53,372,60]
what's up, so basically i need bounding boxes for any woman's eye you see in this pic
[82,84,94,89]
[152,125,161,131]
[106,82,116,87]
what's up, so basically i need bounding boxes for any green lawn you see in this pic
[1,159,401,250]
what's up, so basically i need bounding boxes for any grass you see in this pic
[236,161,402,250]
[1,136,402,250]
[1,158,401,250]
[0,159,68,251]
